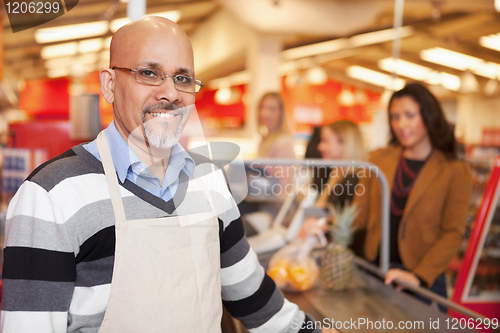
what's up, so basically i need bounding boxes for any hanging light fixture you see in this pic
[337,87,355,107]
[215,87,232,105]
[354,89,369,105]
[214,86,241,105]
[484,79,499,96]
[306,66,328,85]
[459,71,479,93]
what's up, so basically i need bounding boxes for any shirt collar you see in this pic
[105,122,195,182]
[169,143,195,179]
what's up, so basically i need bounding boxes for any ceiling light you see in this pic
[278,61,299,75]
[480,34,500,52]
[208,71,251,90]
[421,47,500,79]
[496,0,500,12]
[459,71,480,93]
[78,38,103,54]
[78,53,99,64]
[485,79,499,96]
[150,10,181,22]
[337,88,355,107]
[439,73,461,91]
[354,89,369,104]
[349,26,414,48]
[215,87,232,105]
[346,66,405,90]
[44,56,74,70]
[282,26,414,61]
[421,47,481,70]
[110,18,130,33]
[35,21,109,44]
[306,66,328,85]
[378,58,461,91]
[41,42,78,59]
[71,63,95,77]
[283,39,348,61]
[379,58,431,81]
[47,68,70,78]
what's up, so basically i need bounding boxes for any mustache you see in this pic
[142,103,186,120]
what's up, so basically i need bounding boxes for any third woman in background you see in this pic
[353,83,472,306]
[257,92,296,159]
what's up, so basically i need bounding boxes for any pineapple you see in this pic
[320,202,358,290]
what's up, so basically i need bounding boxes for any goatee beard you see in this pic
[143,121,183,149]
[142,103,186,149]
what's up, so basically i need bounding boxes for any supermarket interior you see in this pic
[0,0,500,332]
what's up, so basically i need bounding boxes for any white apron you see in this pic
[95,131,222,333]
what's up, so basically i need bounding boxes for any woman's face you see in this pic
[318,127,343,160]
[389,96,430,150]
[259,96,282,133]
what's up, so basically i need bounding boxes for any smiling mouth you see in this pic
[148,112,180,118]
[149,112,179,118]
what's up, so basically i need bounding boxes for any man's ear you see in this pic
[99,68,115,104]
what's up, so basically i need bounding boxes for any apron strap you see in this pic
[96,130,127,222]
[96,130,220,225]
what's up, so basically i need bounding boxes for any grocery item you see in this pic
[321,203,358,290]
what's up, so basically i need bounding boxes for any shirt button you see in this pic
[141,169,146,175]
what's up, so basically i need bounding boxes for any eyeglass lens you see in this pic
[135,67,200,93]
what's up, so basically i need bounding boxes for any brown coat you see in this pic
[353,145,472,286]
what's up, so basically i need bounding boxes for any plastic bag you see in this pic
[266,233,325,291]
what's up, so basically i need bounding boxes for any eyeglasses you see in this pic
[112,66,204,93]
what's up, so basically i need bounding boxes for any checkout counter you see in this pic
[227,159,495,333]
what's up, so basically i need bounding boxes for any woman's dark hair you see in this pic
[388,83,457,159]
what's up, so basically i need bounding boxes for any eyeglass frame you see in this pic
[111,66,204,93]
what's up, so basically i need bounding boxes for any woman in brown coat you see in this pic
[353,83,472,304]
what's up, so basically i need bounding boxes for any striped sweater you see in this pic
[1,144,319,333]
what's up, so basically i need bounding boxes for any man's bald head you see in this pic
[109,16,193,70]
[99,15,197,150]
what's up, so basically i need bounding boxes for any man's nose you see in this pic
[153,76,181,102]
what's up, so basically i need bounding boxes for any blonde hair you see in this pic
[315,119,366,207]
[257,92,289,135]
[323,119,366,161]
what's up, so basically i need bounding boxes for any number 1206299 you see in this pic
[5,2,60,14]
[445,317,498,330]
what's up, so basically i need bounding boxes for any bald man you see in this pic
[1,17,322,333]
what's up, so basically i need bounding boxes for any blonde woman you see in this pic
[257,92,296,159]
[314,119,366,208]
[299,119,366,255]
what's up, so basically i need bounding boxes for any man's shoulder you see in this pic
[27,144,102,192]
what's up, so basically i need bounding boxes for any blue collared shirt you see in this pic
[83,122,195,201]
